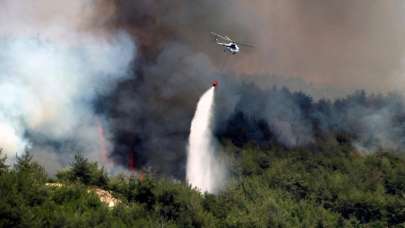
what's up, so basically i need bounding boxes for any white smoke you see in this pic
[0,33,135,165]
[0,0,135,169]
[186,87,226,193]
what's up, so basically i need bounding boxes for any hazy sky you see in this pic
[225,1,405,93]
[111,0,405,94]
[3,0,405,94]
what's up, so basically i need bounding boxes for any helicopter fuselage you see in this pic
[217,41,240,55]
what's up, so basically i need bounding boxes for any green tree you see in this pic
[14,151,46,182]
[0,149,8,173]
[57,152,109,187]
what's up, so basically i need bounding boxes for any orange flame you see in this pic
[96,118,110,166]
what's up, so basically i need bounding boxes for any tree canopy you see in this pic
[0,143,404,227]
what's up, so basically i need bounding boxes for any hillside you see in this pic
[0,143,404,227]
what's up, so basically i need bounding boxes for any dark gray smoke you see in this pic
[3,1,405,178]
[102,1,405,178]
[105,43,224,177]
[217,86,405,154]
[111,0,405,93]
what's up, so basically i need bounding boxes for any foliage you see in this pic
[56,152,109,188]
[0,143,405,227]
[0,149,8,174]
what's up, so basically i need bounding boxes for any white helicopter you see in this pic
[210,32,254,55]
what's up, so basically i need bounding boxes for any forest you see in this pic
[1,124,404,227]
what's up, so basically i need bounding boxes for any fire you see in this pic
[128,150,144,181]
[96,118,109,166]
[128,150,136,172]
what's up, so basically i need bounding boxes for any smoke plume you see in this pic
[3,0,405,180]
[112,0,405,94]
[0,0,135,173]
[102,0,405,177]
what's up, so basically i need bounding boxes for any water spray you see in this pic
[186,84,225,193]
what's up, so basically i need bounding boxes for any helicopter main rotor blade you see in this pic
[210,32,232,41]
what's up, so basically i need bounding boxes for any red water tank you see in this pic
[212,80,218,87]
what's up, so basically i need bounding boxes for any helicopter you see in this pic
[210,32,254,55]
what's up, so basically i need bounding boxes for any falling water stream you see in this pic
[186,87,224,193]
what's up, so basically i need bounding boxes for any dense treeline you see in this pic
[0,141,404,227]
[217,86,405,152]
